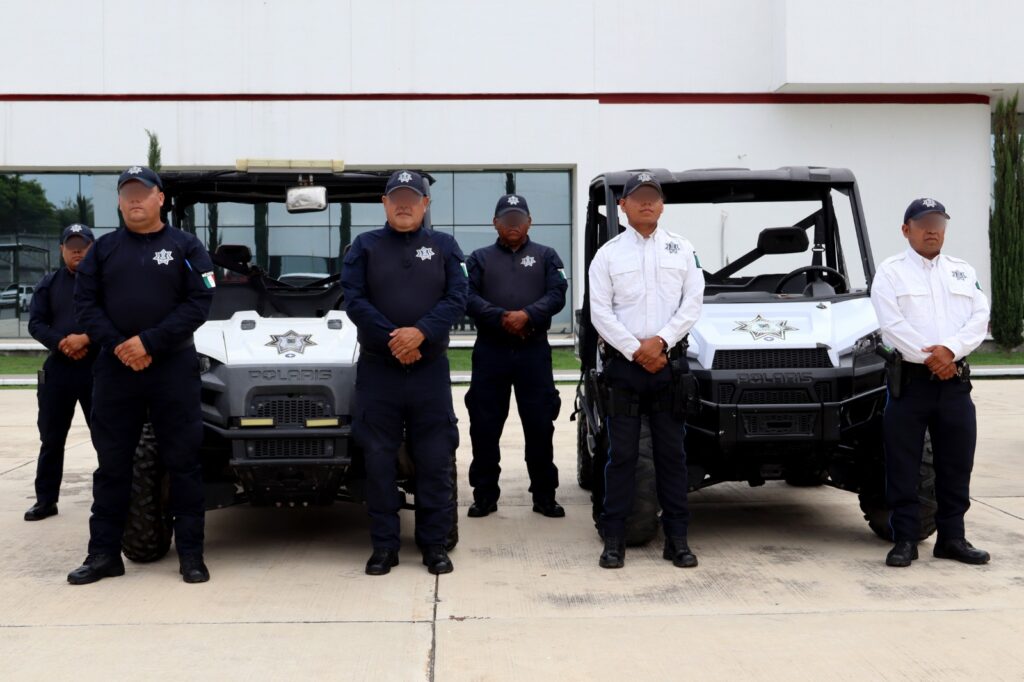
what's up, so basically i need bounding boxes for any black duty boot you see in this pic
[422,545,454,575]
[663,536,698,568]
[933,538,991,565]
[886,541,919,567]
[179,555,210,583]
[599,536,625,569]
[67,554,125,585]
[532,499,566,518]
[365,548,400,576]
[24,502,58,521]
[467,500,497,518]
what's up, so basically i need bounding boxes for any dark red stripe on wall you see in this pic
[0,92,991,105]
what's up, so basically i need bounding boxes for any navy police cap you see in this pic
[60,223,95,244]
[385,170,426,196]
[904,197,950,224]
[117,165,163,191]
[494,194,530,218]
[623,170,664,198]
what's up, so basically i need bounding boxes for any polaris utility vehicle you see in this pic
[122,163,458,562]
[574,167,936,546]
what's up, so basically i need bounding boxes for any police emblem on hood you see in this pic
[733,315,798,341]
[266,330,317,355]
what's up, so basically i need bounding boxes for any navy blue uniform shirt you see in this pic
[74,225,214,355]
[29,266,94,361]
[341,223,468,361]
[466,238,567,342]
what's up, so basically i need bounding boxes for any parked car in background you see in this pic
[0,283,34,312]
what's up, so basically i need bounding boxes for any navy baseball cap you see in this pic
[904,198,949,224]
[117,165,163,191]
[623,170,664,198]
[494,194,530,218]
[60,223,95,244]
[385,170,426,196]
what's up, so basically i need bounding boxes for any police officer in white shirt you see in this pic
[870,198,990,568]
[587,171,704,569]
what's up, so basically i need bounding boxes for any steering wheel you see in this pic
[774,265,848,295]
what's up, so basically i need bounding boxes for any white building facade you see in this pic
[1,0,1022,336]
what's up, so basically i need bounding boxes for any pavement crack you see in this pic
[0,459,33,477]
[0,618,431,629]
[972,497,1024,522]
[428,574,439,682]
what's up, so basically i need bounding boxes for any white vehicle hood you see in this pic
[690,296,879,368]
[195,310,359,366]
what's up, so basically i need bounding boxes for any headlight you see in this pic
[198,354,213,374]
[852,332,881,357]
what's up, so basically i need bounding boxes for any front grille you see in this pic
[718,385,736,403]
[742,413,816,436]
[252,397,329,426]
[249,439,329,459]
[814,382,833,402]
[712,348,833,370]
[739,389,811,404]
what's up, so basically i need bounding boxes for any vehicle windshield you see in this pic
[650,187,867,298]
[186,200,390,280]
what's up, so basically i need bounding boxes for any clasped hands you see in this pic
[114,336,152,372]
[922,345,958,380]
[389,327,426,365]
[632,337,668,374]
[501,310,531,339]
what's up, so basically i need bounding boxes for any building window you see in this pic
[0,169,574,338]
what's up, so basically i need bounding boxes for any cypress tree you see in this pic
[989,95,1024,349]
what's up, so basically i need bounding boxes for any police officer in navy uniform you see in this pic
[871,198,991,568]
[67,166,215,585]
[24,224,97,521]
[587,171,704,569]
[464,194,567,519]
[342,170,468,576]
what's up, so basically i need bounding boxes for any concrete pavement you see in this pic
[1,382,1022,681]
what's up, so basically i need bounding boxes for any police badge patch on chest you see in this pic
[415,246,435,261]
[951,270,967,281]
[665,242,680,254]
[153,249,174,266]
[521,255,536,267]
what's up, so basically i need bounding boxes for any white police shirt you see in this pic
[588,224,704,358]
[870,248,989,364]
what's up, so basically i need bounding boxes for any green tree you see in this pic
[146,129,162,171]
[989,95,1024,349]
[53,193,95,228]
[0,175,58,235]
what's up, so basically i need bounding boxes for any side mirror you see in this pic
[286,186,328,213]
[757,226,809,255]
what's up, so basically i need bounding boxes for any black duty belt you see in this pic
[359,347,446,367]
[904,360,969,381]
[599,339,683,364]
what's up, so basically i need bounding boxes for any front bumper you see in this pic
[686,356,887,450]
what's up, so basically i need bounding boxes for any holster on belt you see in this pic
[876,344,904,398]
[669,337,700,419]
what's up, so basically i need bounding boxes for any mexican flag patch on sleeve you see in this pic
[202,271,217,289]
